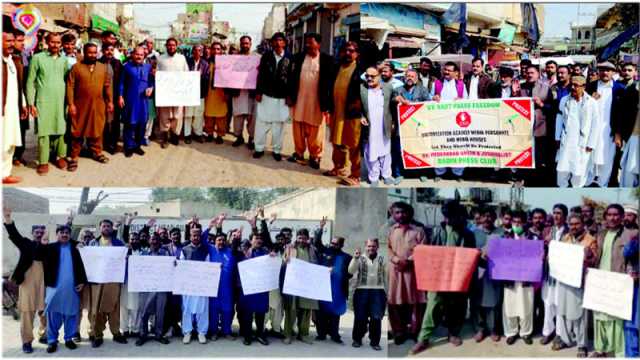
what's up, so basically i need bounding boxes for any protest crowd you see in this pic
[3,206,387,354]
[386,200,639,358]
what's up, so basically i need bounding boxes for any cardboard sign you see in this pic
[413,245,480,292]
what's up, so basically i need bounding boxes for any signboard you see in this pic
[283,258,332,301]
[238,255,281,295]
[79,247,128,283]
[186,3,212,15]
[128,255,176,292]
[583,268,633,321]
[548,241,585,288]
[487,238,544,282]
[172,260,221,297]
[498,22,517,45]
[213,55,260,90]
[413,245,480,292]
[398,98,534,169]
[155,71,201,107]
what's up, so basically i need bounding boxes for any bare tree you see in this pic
[78,188,109,215]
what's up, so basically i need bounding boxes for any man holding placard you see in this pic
[207,216,236,341]
[157,38,188,148]
[231,35,257,150]
[86,220,128,348]
[552,214,597,357]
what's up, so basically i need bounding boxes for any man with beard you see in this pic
[624,205,638,230]
[162,225,183,338]
[267,232,286,338]
[254,32,291,161]
[99,43,123,154]
[157,38,188,148]
[464,57,493,100]
[581,204,600,236]
[618,63,637,88]
[120,224,144,339]
[87,220,128,348]
[313,217,352,343]
[3,207,48,353]
[411,201,475,354]
[501,209,514,237]
[550,65,571,120]
[615,71,639,188]
[180,226,211,344]
[387,202,427,345]
[66,43,113,171]
[380,62,403,89]
[231,35,257,150]
[203,41,228,143]
[325,41,363,186]
[9,28,29,168]
[552,214,597,357]
[184,44,209,144]
[417,57,436,97]
[544,60,558,86]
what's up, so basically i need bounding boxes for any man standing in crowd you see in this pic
[3,207,48,353]
[184,44,209,144]
[231,35,256,150]
[87,220,128,348]
[552,214,597,357]
[254,32,291,161]
[66,43,113,171]
[387,202,426,345]
[287,33,333,170]
[586,62,625,187]
[464,57,492,100]
[26,32,68,175]
[314,218,352,343]
[581,204,600,236]
[544,60,558,86]
[157,38,188,148]
[204,41,228,144]
[417,57,436,97]
[119,46,154,157]
[380,62,403,89]
[180,227,210,344]
[3,29,27,184]
[61,33,80,70]
[99,43,123,155]
[555,75,598,187]
[361,66,394,186]
[208,216,236,340]
[550,65,572,119]
[616,72,639,187]
[326,41,362,186]
[349,239,386,351]
[412,201,475,354]
[238,232,271,346]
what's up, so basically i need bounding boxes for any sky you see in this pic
[541,3,610,39]
[19,188,153,214]
[132,3,273,42]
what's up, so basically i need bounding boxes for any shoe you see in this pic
[419,176,429,182]
[588,352,606,358]
[184,136,192,144]
[134,147,145,156]
[215,136,224,144]
[287,153,300,163]
[91,338,103,348]
[522,335,533,345]
[490,334,501,342]
[394,333,406,345]
[183,334,191,344]
[243,338,252,345]
[552,340,569,351]
[330,336,343,344]
[308,158,320,169]
[55,158,68,170]
[12,159,22,166]
[253,151,264,159]
[130,332,140,339]
[142,138,150,146]
[198,334,207,344]
[195,135,204,143]
[89,336,95,342]
[2,175,21,184]
[65,340,77,350]
[247,141,255,150]
[22,343,33,354]
[473,330,486,343]
[39,335,48,344]
[283,337,292,344]
[352,340,362,348]
[449,336,462,346]
[371,344,382,351]
[540,334,554,345]
[272,153,282,161]
[113,334,128,344]
[506,336,517,345]
[256,336,269,345]
[46,343,57,353]
[393,176,403,185]
[135,337,147,346]
[160,132,169,148]
[206,135,214,143]
[383,178,394,185]
[157,336,170,345]
[315,335,326,341]
[577,347,588,358]
[409,340,429,355]
[232,137,244,147]
[299,336,313,344]
[125,150,133,157]
[169,133,179,145]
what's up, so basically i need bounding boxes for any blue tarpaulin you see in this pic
[599,25,640,60]
[361,3,426,31]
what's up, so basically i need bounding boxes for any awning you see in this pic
[91,14,119,33]
[386,36,425,49]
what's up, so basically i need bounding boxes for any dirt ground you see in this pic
[7,121,508,188]
[2,311,386,357]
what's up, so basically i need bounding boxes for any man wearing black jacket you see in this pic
[287,32,334,169]
[99,43,123,154]
[3,207,48,353]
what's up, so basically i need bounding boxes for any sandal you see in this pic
[93,154,109,164]
[67,160,78,172]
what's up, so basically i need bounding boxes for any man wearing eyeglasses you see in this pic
[555,75,599,187]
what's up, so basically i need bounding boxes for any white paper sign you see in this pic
[549,241,585,288]
[283,258,332,301]
[583,268,633,320]
[128,255,176,292]
[238,255,281,295]
[172,260,221,297]
[155,71,200,107]
[79,247,128,283]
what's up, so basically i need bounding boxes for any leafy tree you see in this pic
[151,188,206,202]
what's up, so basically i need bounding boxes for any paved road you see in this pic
[7,121,507,188]
[2,311,386,357]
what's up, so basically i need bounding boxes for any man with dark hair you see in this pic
[615,67,639,187]
[10,28,29,168]
[572,64,583,77]
[550,65,571,122]
[61,33,80,70]
[519,59,532,83]
[184,44,209,144]
[204,41,228,143]
[387,202,427,345]
[180,227,212,344]
[99,43,123,154]
[326,41,363,186]
[465,57,492,100]
[157,38,188,147]
[544,60,558,86]
[100,31,120,61]
[66,42,113,171]
[581,204,600,236]
[231,35,257,150]
[418,57,436,97]
[288,32,334,169]
[618,62,637,88]
[379,62,402,89]
[254,32,291,160]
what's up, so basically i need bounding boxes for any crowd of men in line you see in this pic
[4,207,387,354]
[386,200,638,357]
[360,57,639,187]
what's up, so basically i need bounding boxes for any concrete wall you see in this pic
[2,188,49,214]
[335,188,388,255]
[263,188,338,222]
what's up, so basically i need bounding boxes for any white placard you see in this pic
[283,258,332,301]
[172,260,221,297]
[583,268,633,320]
[128,255,176,292]
[79,247,128,283]
[155,71,200,107]
[549,241,585,288]
[238,255,281,295]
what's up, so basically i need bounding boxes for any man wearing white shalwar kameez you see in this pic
[232,36,257,149]
[555,76,598,187]
[2,33,26,184]
[157,38,188,147]
[180,228,211,345]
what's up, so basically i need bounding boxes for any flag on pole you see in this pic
[442,3,469,51]
[521,3,540,49]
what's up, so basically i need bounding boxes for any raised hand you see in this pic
[319,216,327,229]
[354,247,361,258]
[3,206,12,223]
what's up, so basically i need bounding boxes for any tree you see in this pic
[206,188,297,210]
[151,188,206,202]
[78,187,109,214]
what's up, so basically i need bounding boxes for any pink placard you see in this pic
[213,55,260,90]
